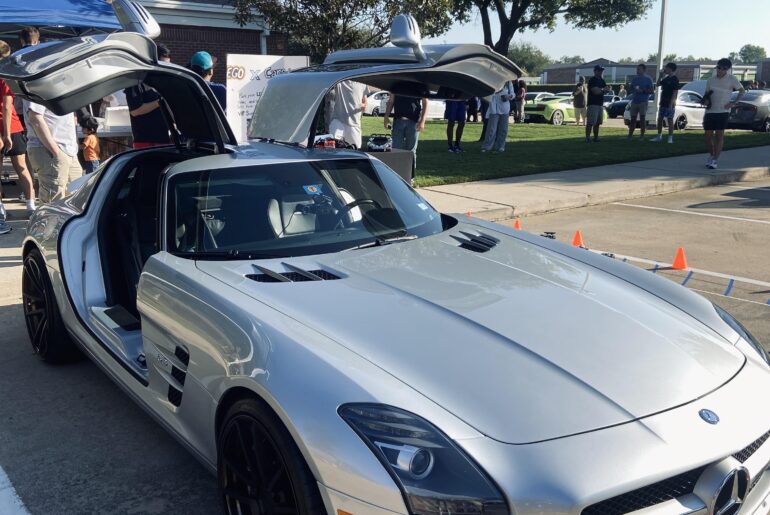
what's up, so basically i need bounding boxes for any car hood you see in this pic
[197,225,745,443]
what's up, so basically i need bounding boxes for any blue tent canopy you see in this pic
[0,0,121,30]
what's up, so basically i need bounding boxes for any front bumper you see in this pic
[454,358,770,515]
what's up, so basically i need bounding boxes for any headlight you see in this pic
[339,404,507,515]
[715,304,769,365]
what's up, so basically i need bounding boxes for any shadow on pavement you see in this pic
[687,187,770,210]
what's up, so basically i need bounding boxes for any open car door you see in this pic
[249,15,521,145]
[0,0,235,152]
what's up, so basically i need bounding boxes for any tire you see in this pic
[551,110,564,126]
[755,118,770,133]
[218,399,325,515]
[22,247,81,363]
[372,107,380,116]
[675,115,687,130]
[609,112,618,119]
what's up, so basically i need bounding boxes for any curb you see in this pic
[433,165,770,222]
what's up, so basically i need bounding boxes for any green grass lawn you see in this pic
[361,117,770,188]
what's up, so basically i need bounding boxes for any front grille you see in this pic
[733,429,770,463]
[582,466,706,515]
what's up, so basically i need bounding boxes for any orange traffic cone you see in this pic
[572,230,585,248]
[466,210,473,217]
[513,219,522,230]
[672,247,688,270]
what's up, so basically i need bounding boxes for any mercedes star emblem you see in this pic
[713,468,749,515]
[699,409,720,425]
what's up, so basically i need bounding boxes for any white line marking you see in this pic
[689,288,770,307]
[0,467,30,515]
[590,249,770,289]
[612,202,770,225]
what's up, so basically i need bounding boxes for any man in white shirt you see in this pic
[481,80,514,153]
[326,81,367,149]
[24,101,82,203]
[703,58,744,169]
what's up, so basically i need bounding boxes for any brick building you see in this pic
[541,58,757,85]
[140,0,288,84]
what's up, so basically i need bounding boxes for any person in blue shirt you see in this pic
[190,51,227,110]
[626,63,654,139]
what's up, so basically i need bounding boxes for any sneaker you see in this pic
[667,136,673,144]
[26,206,36,218]
[0,220,10,235]
[706,155,714,167]
[585,137,591,143]
[454,145,465,153]
[650,135,662,142]
[707,160,718,170]
[447,146,457,153]
[481,148,488,153]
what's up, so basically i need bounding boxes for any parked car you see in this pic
[5,5,770,515]
[379,95,445,120]
[524,91,556,104]
[524,96,576,125]
[728,90,770,132]
[624,90,706,129]
[364,90,389,116]
[605,94,653,118]
[603,94,621,107]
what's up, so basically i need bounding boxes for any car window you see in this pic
[167,158,445,258]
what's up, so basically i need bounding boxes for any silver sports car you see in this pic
[4,4,770,515]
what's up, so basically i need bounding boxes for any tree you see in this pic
[617,57,636,64]
[738,44,766,64]
[558,55,584,64]
[728,51,742,64]
[507,42,552,75]
[646,52,679,64]
[453,0,653,55]
[229,0,457,62]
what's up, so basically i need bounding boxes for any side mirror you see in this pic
[389,14,426,61]
[110,0,161,39]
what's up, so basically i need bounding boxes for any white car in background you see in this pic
[624,89,706,129]
[365,90,389,116]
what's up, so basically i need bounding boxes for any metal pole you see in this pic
[654,0,667,126]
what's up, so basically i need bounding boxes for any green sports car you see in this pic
[523,96,576,125]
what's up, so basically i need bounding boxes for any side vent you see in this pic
[166,345,189,407]
[246,263,341,283]
[451,231,500,253]
[168,386,183,407]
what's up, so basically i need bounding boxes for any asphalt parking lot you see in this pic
[0,176,768,514]
[504,178,770,348]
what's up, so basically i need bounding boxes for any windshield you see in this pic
[167,158,445,258]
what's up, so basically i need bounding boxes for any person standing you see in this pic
[650,62,680,143]
[572,77,587,126]
[466,96,480,123]
[626,64,654,139]
[478,97,490,141]
[190,51,226,110]
[444,99,466,153]
[586,65,611,143]
[618,85,627,99]
[125,43,171,149]
[326,80,367,148]
[513,80,526,123]
[23,100,82,204]
[481,80,514,153]
[80,124,101,174]
[703,58,745,170]
[0,41,36,231]
[383,95,428,181]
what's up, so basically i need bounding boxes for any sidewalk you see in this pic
[418,146,770,221]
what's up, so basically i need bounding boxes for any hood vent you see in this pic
[451,231,500,253]
[246,263,341,283]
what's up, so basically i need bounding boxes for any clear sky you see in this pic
[423,0,770,63]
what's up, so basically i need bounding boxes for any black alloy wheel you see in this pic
[372,107,380,116]
[22,248,80,363]
[219,399,324,515]
[763,118,770,133]
[675,115,687,130]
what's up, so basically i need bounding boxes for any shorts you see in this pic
[586,105,604,126]
[658,106,676,119]
[1,132,27,157]
[703,112,729,131]
[445,100,466,122]
[628,102,648,118]
[574,107,587,121]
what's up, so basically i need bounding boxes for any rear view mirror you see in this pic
[110,0,161,39]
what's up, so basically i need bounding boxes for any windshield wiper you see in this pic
[344,233,418,251]
[181,249,284,260]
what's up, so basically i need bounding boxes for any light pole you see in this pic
[654,0,668,124]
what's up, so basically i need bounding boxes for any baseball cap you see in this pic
[594,64,605,71]
[190,51,214,70]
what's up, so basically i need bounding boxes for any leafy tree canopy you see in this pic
[558,54,584,64]
[507,42,552,75]
[230,0,457,62]
[738,44,766,64]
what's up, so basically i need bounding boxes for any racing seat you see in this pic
[268,195,316,238]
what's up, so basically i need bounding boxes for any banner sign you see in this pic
[226,54,310,142]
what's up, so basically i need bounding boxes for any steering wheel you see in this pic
[333,198,381,228]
